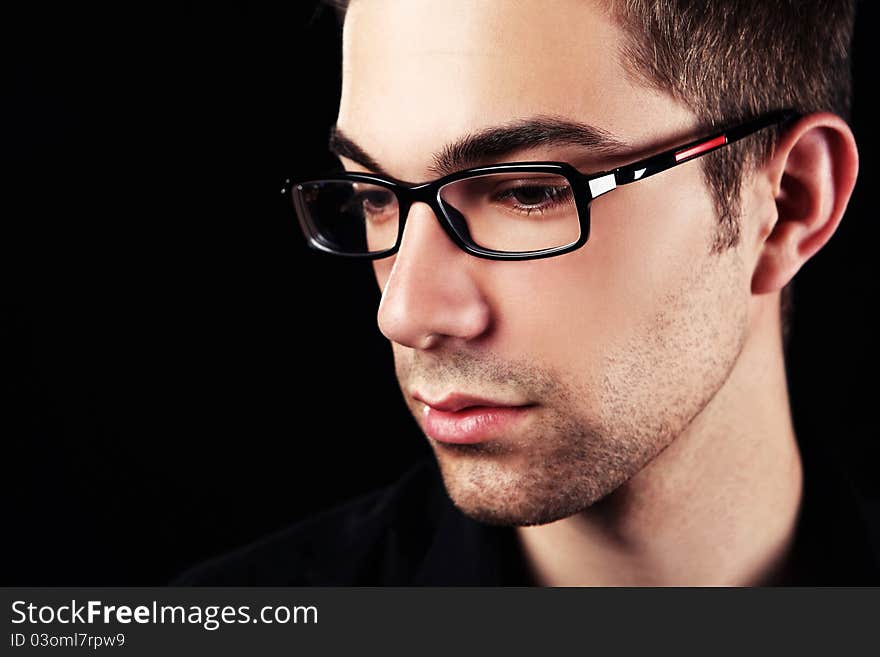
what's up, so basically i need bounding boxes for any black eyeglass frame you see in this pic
[283,109,798,261]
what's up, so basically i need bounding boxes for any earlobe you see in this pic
[751,113,859,296]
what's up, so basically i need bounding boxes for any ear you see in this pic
[751,112,859,296]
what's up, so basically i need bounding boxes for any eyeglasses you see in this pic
[282,109,797,261]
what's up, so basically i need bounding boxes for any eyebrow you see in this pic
[327,115,632,182]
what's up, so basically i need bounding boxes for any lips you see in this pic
[413,392,534,444]
[413,392,525,413]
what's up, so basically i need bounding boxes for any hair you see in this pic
[319,0,859,357]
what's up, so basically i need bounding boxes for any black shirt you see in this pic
[170,438,880,586]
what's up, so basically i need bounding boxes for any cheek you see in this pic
[488,168,718,364]
[372,259,392,293]
[589,166,718,310]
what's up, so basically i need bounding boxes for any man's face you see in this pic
[336,0,753,526]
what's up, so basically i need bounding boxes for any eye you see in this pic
[508,185,560,205]
[351,188,397,223]
[360,189,394,211]
[493,182,574,216]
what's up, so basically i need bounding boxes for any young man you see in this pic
[174,0,878,585]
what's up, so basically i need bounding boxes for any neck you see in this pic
[515,299,804,586]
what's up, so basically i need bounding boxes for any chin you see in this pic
[434,451,597,527]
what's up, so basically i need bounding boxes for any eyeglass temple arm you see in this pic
[605,109,798,189]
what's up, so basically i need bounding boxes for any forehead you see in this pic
[337,0,692,180]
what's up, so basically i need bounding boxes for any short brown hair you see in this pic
[321,0,859,355]
[603,0,857,355]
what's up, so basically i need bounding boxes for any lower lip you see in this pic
[423,405,533,444]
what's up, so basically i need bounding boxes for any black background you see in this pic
[4,2,878,584]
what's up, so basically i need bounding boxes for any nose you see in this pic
[376,201,491,350]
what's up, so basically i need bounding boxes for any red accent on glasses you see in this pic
[675,135,728,162]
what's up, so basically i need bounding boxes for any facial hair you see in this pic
[393,252,748,527]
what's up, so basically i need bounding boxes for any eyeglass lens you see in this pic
[293,172,582,255]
